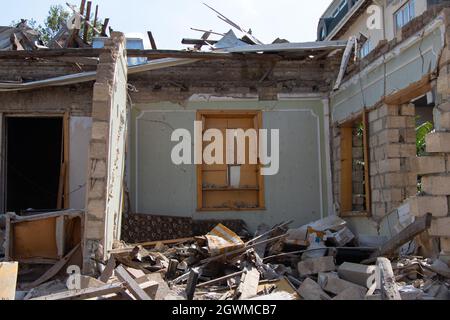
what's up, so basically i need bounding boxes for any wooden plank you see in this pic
[340,126,353,214]
[0,262,18,300]
[101,18,109,36]
[79,0,86,15]
[147,31,157,50]
[115,265,152,300]
[362,111,371,215]
[185,269,200,300]
[377,258,401,300]
[98,256,116,283]
[384,74,431,106]
[23,244,81,290]
[30,282,124,300]
[83,1,92,42]
[237,266,260,300]
[92,5,99,36]
[363,213,432,264]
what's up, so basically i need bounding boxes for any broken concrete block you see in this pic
[298,256,336,277]
[318,272,367,295]
[332,287,367,300]
[327,227,355,247]
[408,196,448,218]
[337,262,376,288]
[297,278,331,300]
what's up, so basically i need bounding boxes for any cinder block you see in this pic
[422,176,450,195]
[332,287,367,300]
[430,218,450,237]
[412,156,446,175]
[84,220,104,240]
[91,121,109,140]
[386,116,406,129]
[426,132,450,153]
[408,196,448,217]
[378,104,399,118]
[379,158,401,174]
[91,160,107,179]
[401,104,415,116]
[438,112,450,130]
[384,173,406,187]
[298,256,336,277]
[90,142,107,159]
[87,199,106,219]
[298,278,331,300]
[318,272,367,295]
[337,262,376,288]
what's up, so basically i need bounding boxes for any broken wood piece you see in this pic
[115,265,152,300]
[185,269,200,300]
[237,267,260,300]
[0,262,19,300]
[166,259,179,280]
[147,31,157,50]
[23,244,81,290]
[377,257,401,300]
[363,213,432,264]
[98,256,116,283]
[30,282,124,300]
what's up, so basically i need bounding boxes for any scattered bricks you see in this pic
[337,262,376,288]
[401,104,415,116]
[318,272,367,295]
[297,278,331,300]
[426,132,450,153]
[298,256,336,277]
[441,237,450,252]
[408,196,448,218]
[386,116,406,129]
[332,287,367,300]
[412,156,446,175]
[422,175,450,195]
[430,218,450,237]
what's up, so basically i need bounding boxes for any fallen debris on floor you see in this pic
[3,215,449,300]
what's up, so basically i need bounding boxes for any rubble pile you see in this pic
[1,216,449,300]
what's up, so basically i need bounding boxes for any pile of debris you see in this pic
[1,214,449,300]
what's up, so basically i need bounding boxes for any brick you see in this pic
[426,132,450,153]
[384,173,406,187]
[441,237,450,252]
[91,121,109,140]
[408,196,448,217]
[378,129,400,145]
[318,272,367,295]
[386,144,401,158]
[89,179,106,199]
[337,262,376,288]
[91,160,107,179]
[298,256,336,277]
[400,144,416,157]
[332,287,367,300]
[91,103,111,121]
[87,199,106,219]
[378,104,398,118]
[379,158,401,174]
[386,116,406,128]
[422,175,450,195]
[383,188,404,202]
[84,220,104,240]
[371,119,384,133]
[412,156,446,175]
[90,142,107,159]
[93,83,112,102]
[368,109,378,123]
[401,104,415,116]
[430,218,450,237]
[438,112,450,130]
[297,278,331,300]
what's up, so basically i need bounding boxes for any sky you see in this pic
[1,0,332,49]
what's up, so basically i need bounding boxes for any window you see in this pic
[360,40,372,58]
[394,0,415,32]
[340,112,371,216]
[197,111,265,211]
[332,0,348,18]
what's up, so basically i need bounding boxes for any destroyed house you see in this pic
[0,0,449,300]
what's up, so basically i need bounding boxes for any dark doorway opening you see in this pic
[5,117,63,213]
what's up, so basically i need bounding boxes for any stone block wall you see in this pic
[368,103,417,219]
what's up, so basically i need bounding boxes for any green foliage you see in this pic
[416,121,434,156]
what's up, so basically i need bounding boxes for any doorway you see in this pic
[4,117,63,213]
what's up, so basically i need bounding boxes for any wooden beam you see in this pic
[115,265,152,300]
[98,256,116,283]
[377,257,401,300]
[363,213,432,264]
[147,31,157,50]
[101,18,109,36]
[83,1,92,43]
[30,282,124,300]
[92,5,99,36]
[384,74,431,106]
[79,0,86,15]
[340,126,353,213]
